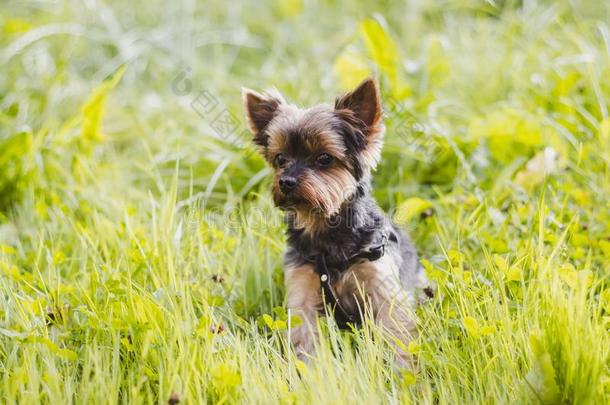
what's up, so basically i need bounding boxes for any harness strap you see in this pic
[316,253,357,327]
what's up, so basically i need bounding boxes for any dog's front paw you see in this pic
[393,350,418,371]
[290,324,317,362]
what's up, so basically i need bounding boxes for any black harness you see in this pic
[308,233,388,329]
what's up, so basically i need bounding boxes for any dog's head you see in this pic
[242,77,384,217]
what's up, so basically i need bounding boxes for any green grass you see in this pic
[1,0,609,403]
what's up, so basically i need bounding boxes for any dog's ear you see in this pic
[334,77,382,135]
[242,88,284,147]
[335,77,385,171]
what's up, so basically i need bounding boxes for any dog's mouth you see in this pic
[273,193,334,225]
[275,197,329,229]
[273,193,308,210]
[274,190,327,215]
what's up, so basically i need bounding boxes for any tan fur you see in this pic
[284,263,323,360]
[242,88,286,146]
[301,129,346,160]
[266,105,347,162]
[273,166,357,238]
[286,254,418,365]
[244,78,385,172]
[270,166,356,220]
[299,167,357,216]
[265,105,359,220]
[336,254,418,367]
[359,128,384,170]
[244,80,385,229]
[264,103,304,158]
[334,77,385,170]
[289,208,329,237]
[298,107,348,157]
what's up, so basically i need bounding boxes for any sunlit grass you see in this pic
[1,0,609,403]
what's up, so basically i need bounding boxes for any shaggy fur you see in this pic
[243,78,432,366]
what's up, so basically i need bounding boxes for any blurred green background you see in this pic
[0,0,609,403]
[2,0,609,208]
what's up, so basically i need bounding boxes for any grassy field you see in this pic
[1,0,609,403]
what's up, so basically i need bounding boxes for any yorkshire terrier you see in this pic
[242,77,433,366]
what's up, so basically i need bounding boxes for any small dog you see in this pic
[242,78,433,366]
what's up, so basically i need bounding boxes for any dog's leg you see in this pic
[349,258,419,368]
[285,263,323,362]
[373,291,418,369]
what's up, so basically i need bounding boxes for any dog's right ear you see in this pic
[242,88,284,147]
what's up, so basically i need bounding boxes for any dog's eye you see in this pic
[274,154,287,167]
[316,153,333,166]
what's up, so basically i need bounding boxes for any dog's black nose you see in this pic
[279,176,297,193]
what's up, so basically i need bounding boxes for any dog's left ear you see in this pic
[242,88,285,147]
[334,77,383,136]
